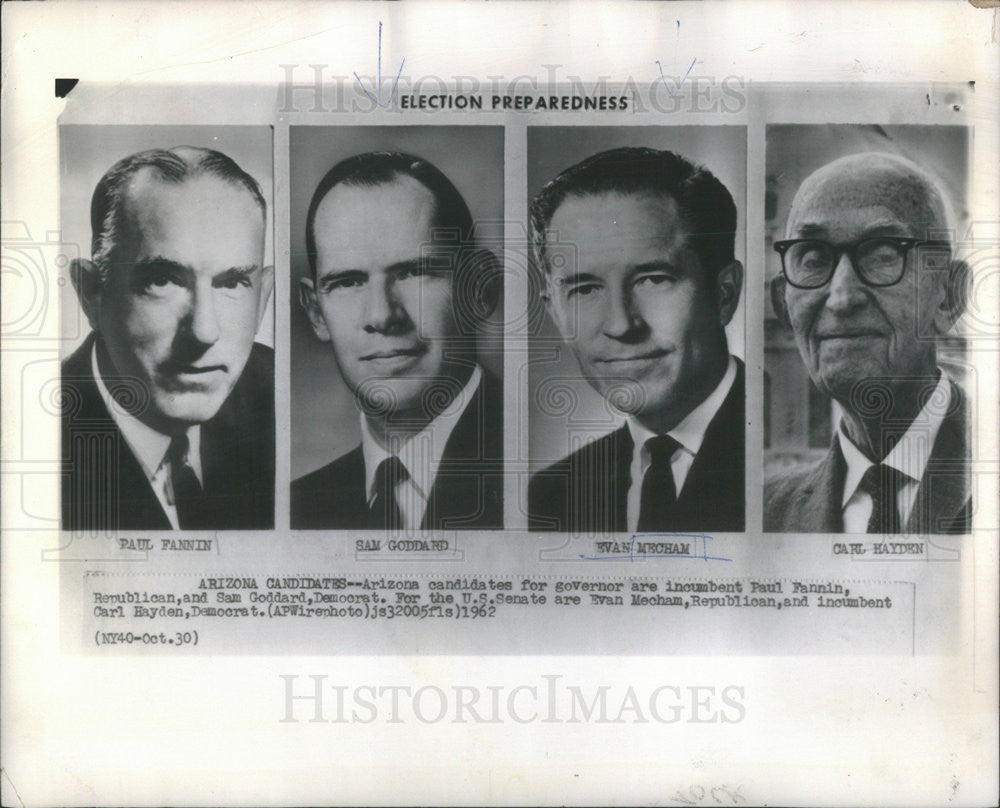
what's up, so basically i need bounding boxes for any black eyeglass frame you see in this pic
[772,237,951,290]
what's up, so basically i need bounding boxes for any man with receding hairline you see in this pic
[291,151,503,530]
[765,151,971,534]
[62,145,275,530]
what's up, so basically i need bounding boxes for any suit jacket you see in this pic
[528,360,745,533]
[291,370,503,529]
[61,333,275,531]
[763,380,972,534]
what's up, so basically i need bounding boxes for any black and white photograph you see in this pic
[3,2,998,805]
[525,126,746,534]
[289,126,505,530]
[58,125,275,530]
[763,124,973,534]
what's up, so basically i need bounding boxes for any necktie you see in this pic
[167,433,206,529]
[637,435,681,532]
[369,456,409,531]
[859,463,908,534]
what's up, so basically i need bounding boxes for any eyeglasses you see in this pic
[773,237,951,289]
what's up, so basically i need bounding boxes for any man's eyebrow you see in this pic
[858,222,913,237]
[791,224,829,237]
[791,222,912,239]
[556,272,603,286]
[316,266,367,282]
[132,258,261,277]
[214,265,260,277]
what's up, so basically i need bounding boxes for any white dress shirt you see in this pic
[91,344,201,529]
[360,365,483,531]
[838,371,951,533]
[624,356,738,533]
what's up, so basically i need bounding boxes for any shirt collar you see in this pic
[361,365,483,503]
[625,355,737,457]
[91,342,201,482]
[837,371,951,507]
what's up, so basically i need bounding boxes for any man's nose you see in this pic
[362,277,401,332]
[602,287,640,339]
[824,252,867,313]
[187,283,221,346]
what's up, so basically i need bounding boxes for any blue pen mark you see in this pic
[655,57,697,97]
[354,21,405,108]
[655,19,695,97]
[579,534,731,563]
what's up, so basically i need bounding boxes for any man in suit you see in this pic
[764,151,971,534]
[528,147,745,534]
[62,146,275,531]
[292,152,502,530]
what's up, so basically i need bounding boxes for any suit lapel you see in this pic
[113,432,172,529]
[561,426,631,534]
[609,426,633,533]
[336,447,370,526]
[906,381,971,534]
[422,373,502,529]
[422,384,478,529]
[62,336,171,530]
[794,443,845,532]
[675,361,745,530]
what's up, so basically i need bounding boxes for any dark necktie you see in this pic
[167,433,206,530]
[369,456,409,531]
[859,463,908,534]
[637,435,681,532]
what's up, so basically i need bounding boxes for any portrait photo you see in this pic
[59,125,275,531]
[763,124,973,534]
[525,126,747,534]
[289,125,505,530]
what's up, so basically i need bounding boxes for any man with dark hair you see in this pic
[291,151,503,530]
[528,146,745,533]
[63,145,275,530]
[765,151,971,534]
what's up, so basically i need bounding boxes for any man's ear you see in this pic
[257,265,275,327]
[70,259,103,331]
[714,260,743,326]
[539,271,553,306]
[769,275,791,328]
[936,257,970,334]
[476,248,502,318]
[298,275,331,342]
[453,248,502,333]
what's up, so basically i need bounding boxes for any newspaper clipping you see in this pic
[3,2,998,806]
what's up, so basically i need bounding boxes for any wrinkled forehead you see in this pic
[786,153,950,240]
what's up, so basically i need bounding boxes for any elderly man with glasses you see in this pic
[764,151,971,535]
